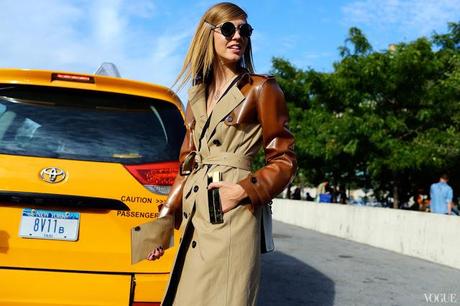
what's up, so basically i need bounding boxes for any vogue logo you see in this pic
[424,293,458,304]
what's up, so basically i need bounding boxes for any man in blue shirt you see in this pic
[430,174,453,215]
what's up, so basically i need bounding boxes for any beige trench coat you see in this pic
[161,73,296,306]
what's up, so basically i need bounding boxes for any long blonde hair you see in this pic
[174,2,254,91]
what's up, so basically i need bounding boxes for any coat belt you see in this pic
[198,152,251,171]
[181,151,251,175]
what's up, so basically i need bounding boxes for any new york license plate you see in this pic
[19,208,80,241]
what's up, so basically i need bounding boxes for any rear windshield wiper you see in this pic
[0,86,17,91]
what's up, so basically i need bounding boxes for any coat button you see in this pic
[192,241,197,248]
[193,185,199,192]
[251,177,257,184]
[212,139,221,146]
[183,212,188,219]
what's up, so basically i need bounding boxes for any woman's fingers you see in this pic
[147,251,156,261]
[208,181,224,189]
[146,246,164,261]
[208,182,248,213]
[214,182,245,213]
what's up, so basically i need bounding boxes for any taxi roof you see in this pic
[0,68,182,110]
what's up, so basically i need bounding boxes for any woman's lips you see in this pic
[228,44,242,54]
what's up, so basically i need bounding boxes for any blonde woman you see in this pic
[148,2,297,305]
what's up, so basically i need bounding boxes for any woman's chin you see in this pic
[220,56,242,66]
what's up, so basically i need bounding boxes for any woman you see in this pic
[148,2,297,305]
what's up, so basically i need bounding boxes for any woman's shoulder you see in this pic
[238,72,279,88]
[238,72,284,101]
[248,72,275,81]
[248,72,275,82]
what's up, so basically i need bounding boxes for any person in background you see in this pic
[292,186,301,200]
[305,192,315,201]
[319,184,333,203]
[316,180,329,202]
[337,184,347,204]
[430,174,453,215]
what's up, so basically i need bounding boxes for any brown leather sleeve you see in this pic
[238,78,297,207]
[164,103,196,228]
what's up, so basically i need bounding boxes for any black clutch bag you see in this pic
[207,171,224,224]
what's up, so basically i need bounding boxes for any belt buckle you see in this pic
[180,151,197,176]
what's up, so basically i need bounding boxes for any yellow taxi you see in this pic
[0,66,185,306]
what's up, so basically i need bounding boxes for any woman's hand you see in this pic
[147,246,164,261]
[208,181,248,213]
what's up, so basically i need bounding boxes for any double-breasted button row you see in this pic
[212,139,221,146]
[193,185,199,192]
[192,241,197,248]
[183,212,188,219]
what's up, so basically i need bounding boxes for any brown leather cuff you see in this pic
[238,174,268,208]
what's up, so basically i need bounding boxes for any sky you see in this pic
[0,0,459,101]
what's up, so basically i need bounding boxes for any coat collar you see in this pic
[187,77,246,143]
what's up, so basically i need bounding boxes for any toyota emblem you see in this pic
[40,167,66,184]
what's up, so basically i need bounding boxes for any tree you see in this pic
[272,22,460,207]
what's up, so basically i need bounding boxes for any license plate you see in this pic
[19,208,80,241]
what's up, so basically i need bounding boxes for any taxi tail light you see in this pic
[125,161,179,195]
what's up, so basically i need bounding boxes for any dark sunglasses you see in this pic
[208,21,253,38]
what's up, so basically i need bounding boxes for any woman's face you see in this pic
[213,18,249,67]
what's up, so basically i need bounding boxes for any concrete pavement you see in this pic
[258,221,460,306]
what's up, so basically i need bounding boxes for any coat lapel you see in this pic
[207,85,245,141]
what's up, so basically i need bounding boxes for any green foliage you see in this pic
[271,22,460,204]
[339,27,373,57]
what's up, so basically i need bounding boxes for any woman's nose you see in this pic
[232,28,242,39]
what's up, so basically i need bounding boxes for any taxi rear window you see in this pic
[0,85,185,164]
